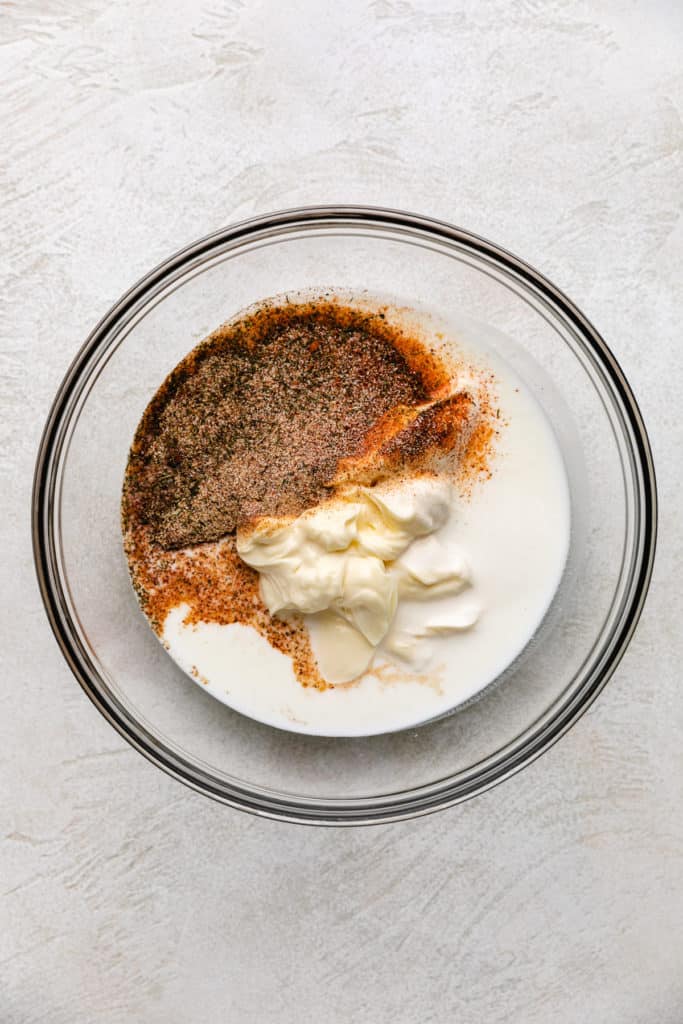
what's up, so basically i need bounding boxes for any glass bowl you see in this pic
[33,206,656,825]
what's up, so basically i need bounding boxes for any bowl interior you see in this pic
[37,211,654,822]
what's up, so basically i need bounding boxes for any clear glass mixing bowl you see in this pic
[33,206,656,825]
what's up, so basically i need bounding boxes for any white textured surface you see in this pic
[2,2,682,1021]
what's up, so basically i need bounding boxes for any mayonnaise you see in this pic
[236,477,478,683]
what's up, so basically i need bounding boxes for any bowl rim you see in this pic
[32,204,658,825]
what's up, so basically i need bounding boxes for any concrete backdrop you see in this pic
[2,2,681,1021]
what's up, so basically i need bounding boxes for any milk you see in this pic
[162,342,570,736]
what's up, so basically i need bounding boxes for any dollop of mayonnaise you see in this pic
[236,477,479,683]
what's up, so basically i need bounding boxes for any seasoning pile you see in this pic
[122,299,496,689]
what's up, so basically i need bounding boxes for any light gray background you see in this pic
[2,2,681,1022]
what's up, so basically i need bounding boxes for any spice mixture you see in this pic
[122,298,497,689]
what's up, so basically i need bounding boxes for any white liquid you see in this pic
[161,340,570,737]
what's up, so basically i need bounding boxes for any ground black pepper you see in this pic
[122,299,455,549]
